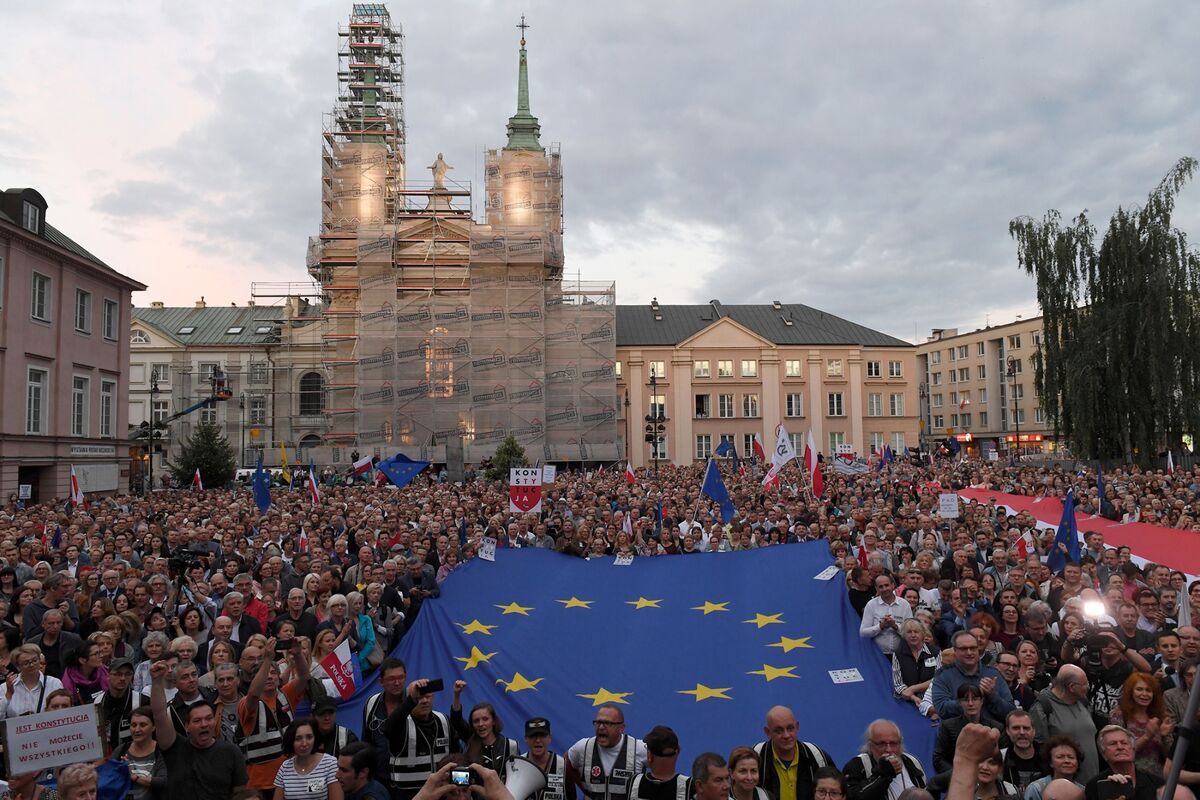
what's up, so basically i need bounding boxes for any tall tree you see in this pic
[1010,157,1200,463]
[167,422,237,488]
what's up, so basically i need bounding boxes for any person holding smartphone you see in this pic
[1083,726,1163,800]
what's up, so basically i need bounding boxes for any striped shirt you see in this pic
[273,753,338,799]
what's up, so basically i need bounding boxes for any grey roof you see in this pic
[0,206,146,289]
[132,305,285,345]
[616,302,912,348]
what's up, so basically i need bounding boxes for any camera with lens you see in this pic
[168,544,210,577]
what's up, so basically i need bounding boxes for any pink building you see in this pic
[0,188,146,502]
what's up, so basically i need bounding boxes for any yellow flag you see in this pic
[280,444,292,483]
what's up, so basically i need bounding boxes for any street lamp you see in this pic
[147,377,158,492]
[239,392,246,469]
[623,389,631,463]
[1006,357,1021,464]
[643,367,668,478]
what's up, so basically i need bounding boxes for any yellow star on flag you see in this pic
[743,613,784,629]
[747,664,800,682]
[678,683,732,701]
[625,597,663,609]
[556,597,594,609]
[495,672,544,693]
[454,646,498,670]
[494,602,534,616]
[455,619,498,635]
[577,687,633,706]
[767,635,814,652]
[690,601,729,615]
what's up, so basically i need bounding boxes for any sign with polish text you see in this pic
[509,468,543,514]
[5,704,103,774]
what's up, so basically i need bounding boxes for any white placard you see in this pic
[828,668,864,684]
[813,565,841,581]
[541,465,556,484]
[17,485,31,500]
[938,493,960,519]
[5,704,102,774]
[613,554,634,567]
[479,537,497,562]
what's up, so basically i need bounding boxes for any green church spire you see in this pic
[504,16,543,151]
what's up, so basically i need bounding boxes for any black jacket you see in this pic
[843,753,926,800]
[755,741,835,800]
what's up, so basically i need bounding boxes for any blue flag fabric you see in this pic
[50,525,62,550]
[334,545,936,769]
[1047,489,1081,573]
[252,455,272,515]
[701,458,737,523]
[377,453,431,489]
[714,439,740,471]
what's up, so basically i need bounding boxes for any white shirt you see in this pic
[859,595,913,653]
[0,674,64,718]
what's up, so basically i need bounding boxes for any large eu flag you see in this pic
[336,543,935,768]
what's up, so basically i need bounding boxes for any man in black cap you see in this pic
[522,717,572,800]
[94,656,143,751]
[630,726,690,800]
[314,695,359,758]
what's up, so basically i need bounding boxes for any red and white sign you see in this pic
[5,704,103,774]
[509,468,543,514]
[319,639,357,701]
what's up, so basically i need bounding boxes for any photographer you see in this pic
[1062,627,1152,722]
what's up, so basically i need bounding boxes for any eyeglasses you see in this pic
[816,791,845,798]
[593,720,621,727]
[871,740,902,748]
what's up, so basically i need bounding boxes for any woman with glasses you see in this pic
[813,767,847,800]
[1,644,63,717]
[728,747,774,800]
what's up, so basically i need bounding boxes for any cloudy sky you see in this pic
[2,1,1197,342]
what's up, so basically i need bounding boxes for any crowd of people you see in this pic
[0,452,1198,800]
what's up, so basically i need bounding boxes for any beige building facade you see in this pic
[616,301,920,467]
[914,316,1058,458]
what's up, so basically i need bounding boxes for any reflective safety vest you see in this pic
[522,751,567,800]
[580,735,637,800]
[242,690,293,764]
[94,689,142,749]
[379,708,451,791]
[483,737,521,778]
[630,773,689,800]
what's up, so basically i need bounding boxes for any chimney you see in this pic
[195,296,206,309]
[150,301,165,309]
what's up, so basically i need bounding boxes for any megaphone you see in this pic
[504,755,548,800]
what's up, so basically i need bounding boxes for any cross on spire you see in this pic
[517,15,530,46]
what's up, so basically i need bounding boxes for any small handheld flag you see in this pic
[279,444,292,484]
[252,455,272,514]
[1046,489,1080,572]
[352,454,374,477]
[624,462,636,485]
[308,462,322,506]
[752,433,767,463]
[192,468,203,491]
[69,465,86,510]
[701,458,737,523]
[319,639,358,700]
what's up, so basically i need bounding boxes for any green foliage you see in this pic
[167,422,237,488]
[1010,157,1200,463]
[487,436,528,481]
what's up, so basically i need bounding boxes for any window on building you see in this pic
[694,394,711,418]
[979,411,989,426]
[21,201,40,233]
[785,392,804,417]
[1014,409,1026,424]
[100,380,115,437]
[1013,384,1024,400]
[741,360,758,378]
[977,365,987,380]
[26,368,47,435]
[977,342,986,356]
[931,372,943,386]
[949,348,957,362]
[826,359,843,378]
[1008,359,1023,374]
[930,351,941,365]
[152,400,168,424]
[99,299,117,340]
[649,394,666,417]
[933,414,944,429]
[130,329,150,344]
[718,394,734,418]
[932,393,943,408]
[888,360,903,378]
[866,361,881,378]
[828,431,845,453]
[868,393,882,417]
[891,432,905,453]
[200,407,217,425]
[225,326,243,335]
[961,412,972,427]
[950,391,959,406]
[956,367,968,382]
[1032,332,1042,348]
[693,360,710,378]
[949,370,957,384]
[785,360,802,377]
[31,273,51,321]
[1008,335,1021,349]
[789,432,802,454]
[71,376,89,436]
[150,363,170,385]
[650,435,668,461]
[1035,407,1046,424]
[74,290,92,333]
[299,372,325,416]
[869,432,884,454]
[827,392,844,417]
[177,326,195,335]
[614,361,622,378]
[717,360,733,378]
[957,345,969,359]
[695,435,712,460]
[249,362,268,385]
[648,361,665,379]
[890,393,905,416]
[740,433,754,459]
[742,393,760,417]
[255,325,273,335]
[978,388,987,404]
[249,396,267,425]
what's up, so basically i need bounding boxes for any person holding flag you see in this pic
[69,464,87,510]
[1047,489,1081,573]
[280,443,292,487]
[804,430,823,497]
[701,458,737,523]
[308,462,322,506]
[352,453,374,481]
[192,468,204,491]
[252,454,272,515]
[624,462,636,485]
